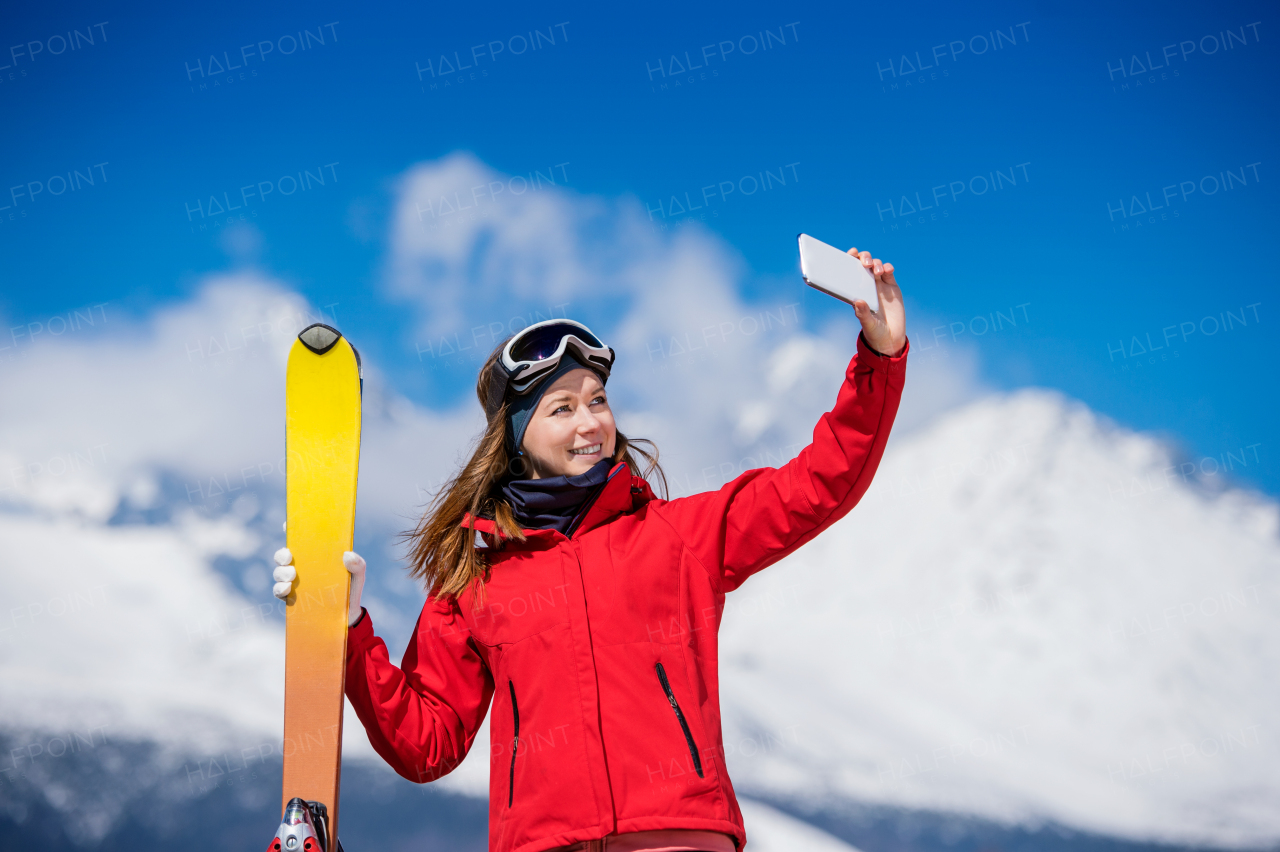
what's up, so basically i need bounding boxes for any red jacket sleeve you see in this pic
[653,333,908,592]
[345,597,494,783]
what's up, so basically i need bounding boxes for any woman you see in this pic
[272,248,909,851]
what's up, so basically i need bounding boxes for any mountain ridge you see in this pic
[2,388,1276,848]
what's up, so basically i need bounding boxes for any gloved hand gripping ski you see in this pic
[273,535,366,628]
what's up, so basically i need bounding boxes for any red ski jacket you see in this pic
[345,334,908,852]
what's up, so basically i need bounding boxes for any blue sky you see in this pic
[2,0,1277,493]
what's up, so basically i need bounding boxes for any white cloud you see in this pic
[388,151,985,495]
[0,278,313,518]
[0,273,483,532]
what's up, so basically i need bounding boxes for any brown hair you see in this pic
[402,335,666,600]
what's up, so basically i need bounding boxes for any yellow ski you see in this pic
[278,323,362,852]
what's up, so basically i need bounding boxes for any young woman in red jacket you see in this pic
[273,248,908,852]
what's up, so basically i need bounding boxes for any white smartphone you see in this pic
[798,233,879,313]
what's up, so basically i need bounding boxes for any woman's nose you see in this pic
[576,407,601,432]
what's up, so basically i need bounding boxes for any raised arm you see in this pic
[345,599,494,783]
[654,247,908,592]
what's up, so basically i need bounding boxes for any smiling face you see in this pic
[518,368,616,479]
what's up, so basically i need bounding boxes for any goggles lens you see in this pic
[508,322,604,363]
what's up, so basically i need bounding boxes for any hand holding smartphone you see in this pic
[797,233,907,357]
[798,233,880,313]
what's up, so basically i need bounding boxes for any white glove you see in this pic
[272,545,367,627]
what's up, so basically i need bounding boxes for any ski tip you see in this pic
[298,323,343,355]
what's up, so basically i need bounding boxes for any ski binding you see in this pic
[265,797,343,852]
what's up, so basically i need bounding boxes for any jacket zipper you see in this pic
[655,662,703,778]
[508,679,520,807]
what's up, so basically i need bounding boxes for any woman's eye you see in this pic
[553,404,571,414]
[591,396,607,405]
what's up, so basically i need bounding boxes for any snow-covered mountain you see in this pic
[717,389,1279,848]
[2,377,1275,850]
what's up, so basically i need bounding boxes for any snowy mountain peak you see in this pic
[717,388,1280,848]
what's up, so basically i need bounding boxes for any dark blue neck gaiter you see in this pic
[500,458,614,536]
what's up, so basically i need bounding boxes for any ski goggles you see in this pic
[484,319,615,418]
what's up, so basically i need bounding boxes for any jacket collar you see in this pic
[462,462,655,546]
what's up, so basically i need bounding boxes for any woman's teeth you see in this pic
[571,444,602,455]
